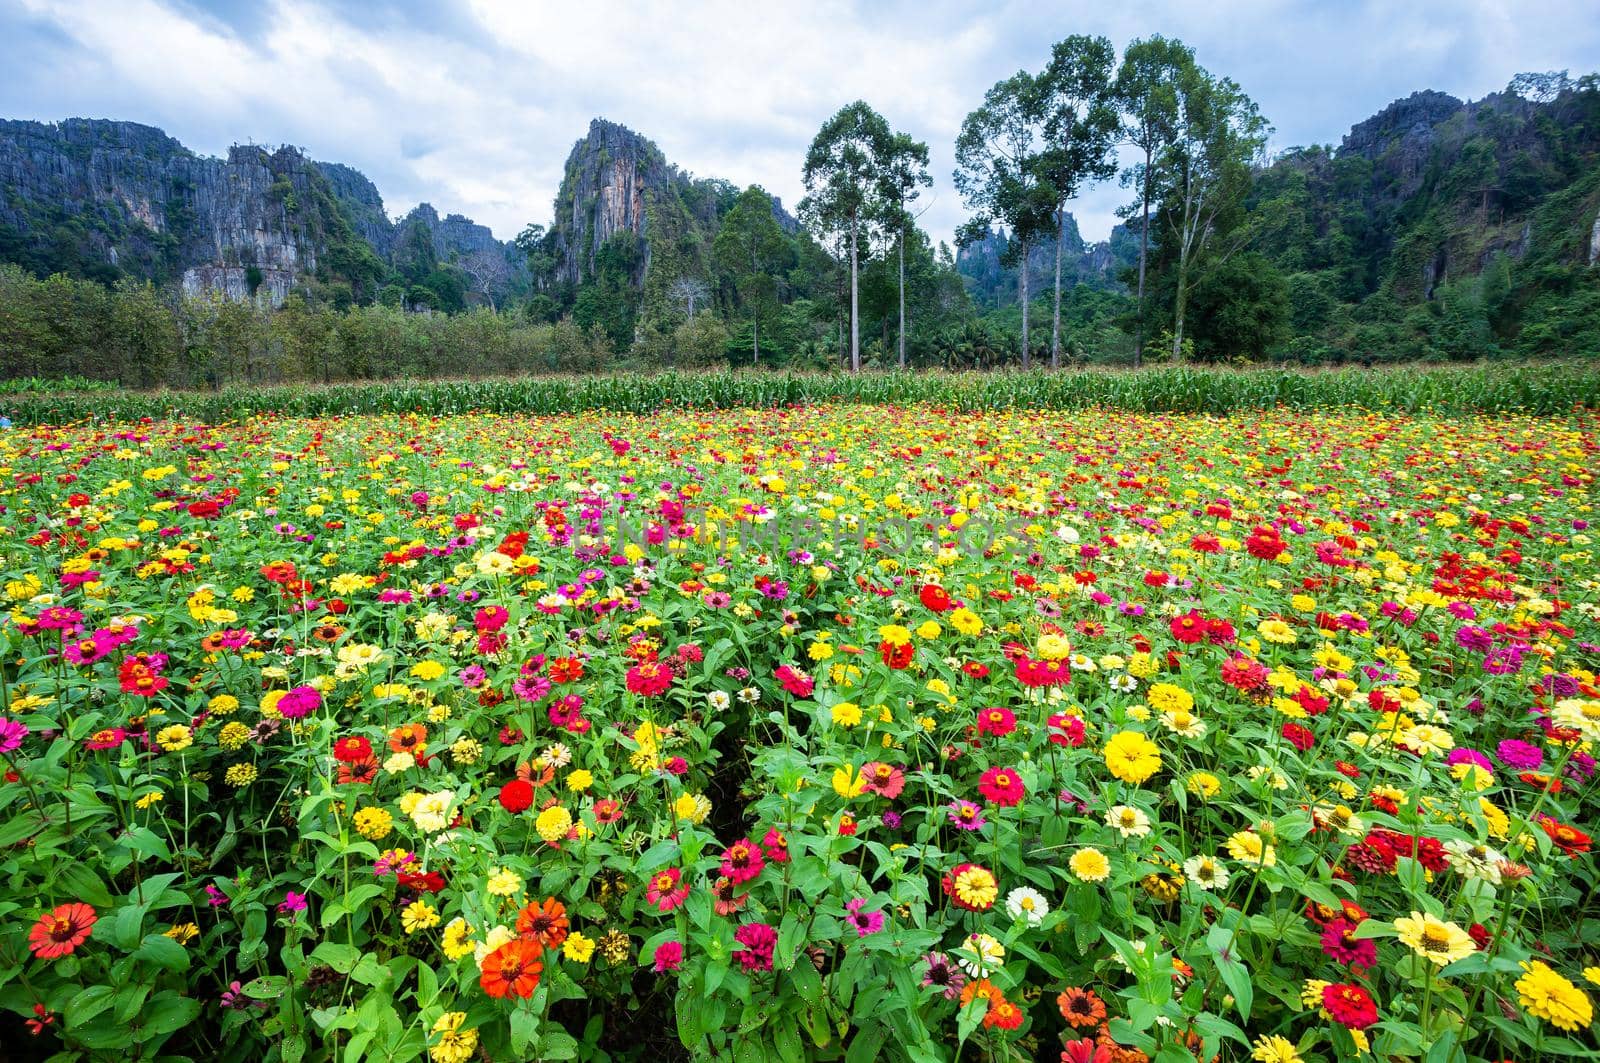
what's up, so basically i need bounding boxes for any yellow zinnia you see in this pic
[1516,961,1593,1031]
[1069,848,1111,882]
[1393,911,1475,966]
[1103,730,1162,784]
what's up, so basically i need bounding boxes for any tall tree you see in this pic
[713,185,791,365]
[801,102,892,373]
[1159,65,1270,360]
[875,131,931,368]
[955,72,1054,368]
[1114,36,1191,366]
[1037,35,1120,368]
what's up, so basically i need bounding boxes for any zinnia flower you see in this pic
[943,862,999,910]
[1103,730,1161,784]
[1322,983,1378,1029]
[479,938,543,998]
[720,838,766,884]
[28,903,96,959]
[1057,986,1107,1028]
[977,766,1025,806]
[1069,848,1111,882]
[1516,960,1594,1031]
[1394,911,1475,966]
[646,868,690,912]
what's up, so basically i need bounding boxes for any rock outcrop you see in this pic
[0,118,521,305]
[548,118,797,288]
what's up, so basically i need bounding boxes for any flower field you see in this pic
[1,404,1598,1063]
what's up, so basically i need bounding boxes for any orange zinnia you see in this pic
[388,722,428,754]
[479,938,542,999]
[516,897,569,948]
[28,903,97,959]
[1058,986,1107,1028]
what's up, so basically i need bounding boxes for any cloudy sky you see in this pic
[3,0,1597,248]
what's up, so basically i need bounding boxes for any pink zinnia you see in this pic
[976,707,1016,737]
[861,761,905,799]
[652,941,683,973]
[645,868,690,912]
[720,839,765,884]
[947,800,987,831]
[732,922,776,972]
[978,766,1025,807]
[1320,918,1377,969]
[774,665,814,698]
[1048,713,1087,747]
[845,898,884,938]
[625,662,675,697]
[276,685,322,720]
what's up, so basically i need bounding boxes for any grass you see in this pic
[2,363,1597,423]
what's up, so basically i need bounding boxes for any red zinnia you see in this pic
[977,766,1025,807]
[919,584,952,612]
[976,707,1016,737]
[1322,983,1378,1029]
[880,640,914,669]
[498,779,535,813]
[1281,722,1315,751]
[1061,1038,1113,1063]
[1170,610,1206,644]
[333,735,373,763]
[28,903,96,959]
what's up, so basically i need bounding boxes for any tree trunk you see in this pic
[1018,238,1031,370]
[752,318,759,366]
[897,223,907,369]
[1051,209,1064,369]
[849,213,860,373]
[1134,146,1152,369]
[1172,257,1189,362]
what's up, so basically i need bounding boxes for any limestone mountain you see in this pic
[1233,79,1600,359]
[955,217,1139,308]
[0,118,525,308]
[534,118,797,292]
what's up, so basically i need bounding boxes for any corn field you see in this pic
[2,364,1597,423]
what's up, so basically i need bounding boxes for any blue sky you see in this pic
[3,0,1597,249]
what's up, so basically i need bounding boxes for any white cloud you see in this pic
[4,0,1598,249]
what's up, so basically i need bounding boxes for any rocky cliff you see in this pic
[0,118,521,306]
[547,118,797,289]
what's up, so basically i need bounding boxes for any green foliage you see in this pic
[712,186,792,364]
[4,363,1594,424]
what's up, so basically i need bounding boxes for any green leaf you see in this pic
[134,932,191,971]
[637,838,681,873]
[243,975,288,999]
[845,1022,888,1063]
[65,984,117,1026]
[1206,924,1253,1022]
[114,903,146,950]
[773,1018,804,1063]
[311,941,362,973]
[675,988,702,1050]
[510,1008,540,1057]
[137,992,201,1040]
[790,957,823,1007]
[539,1030,580,1060]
